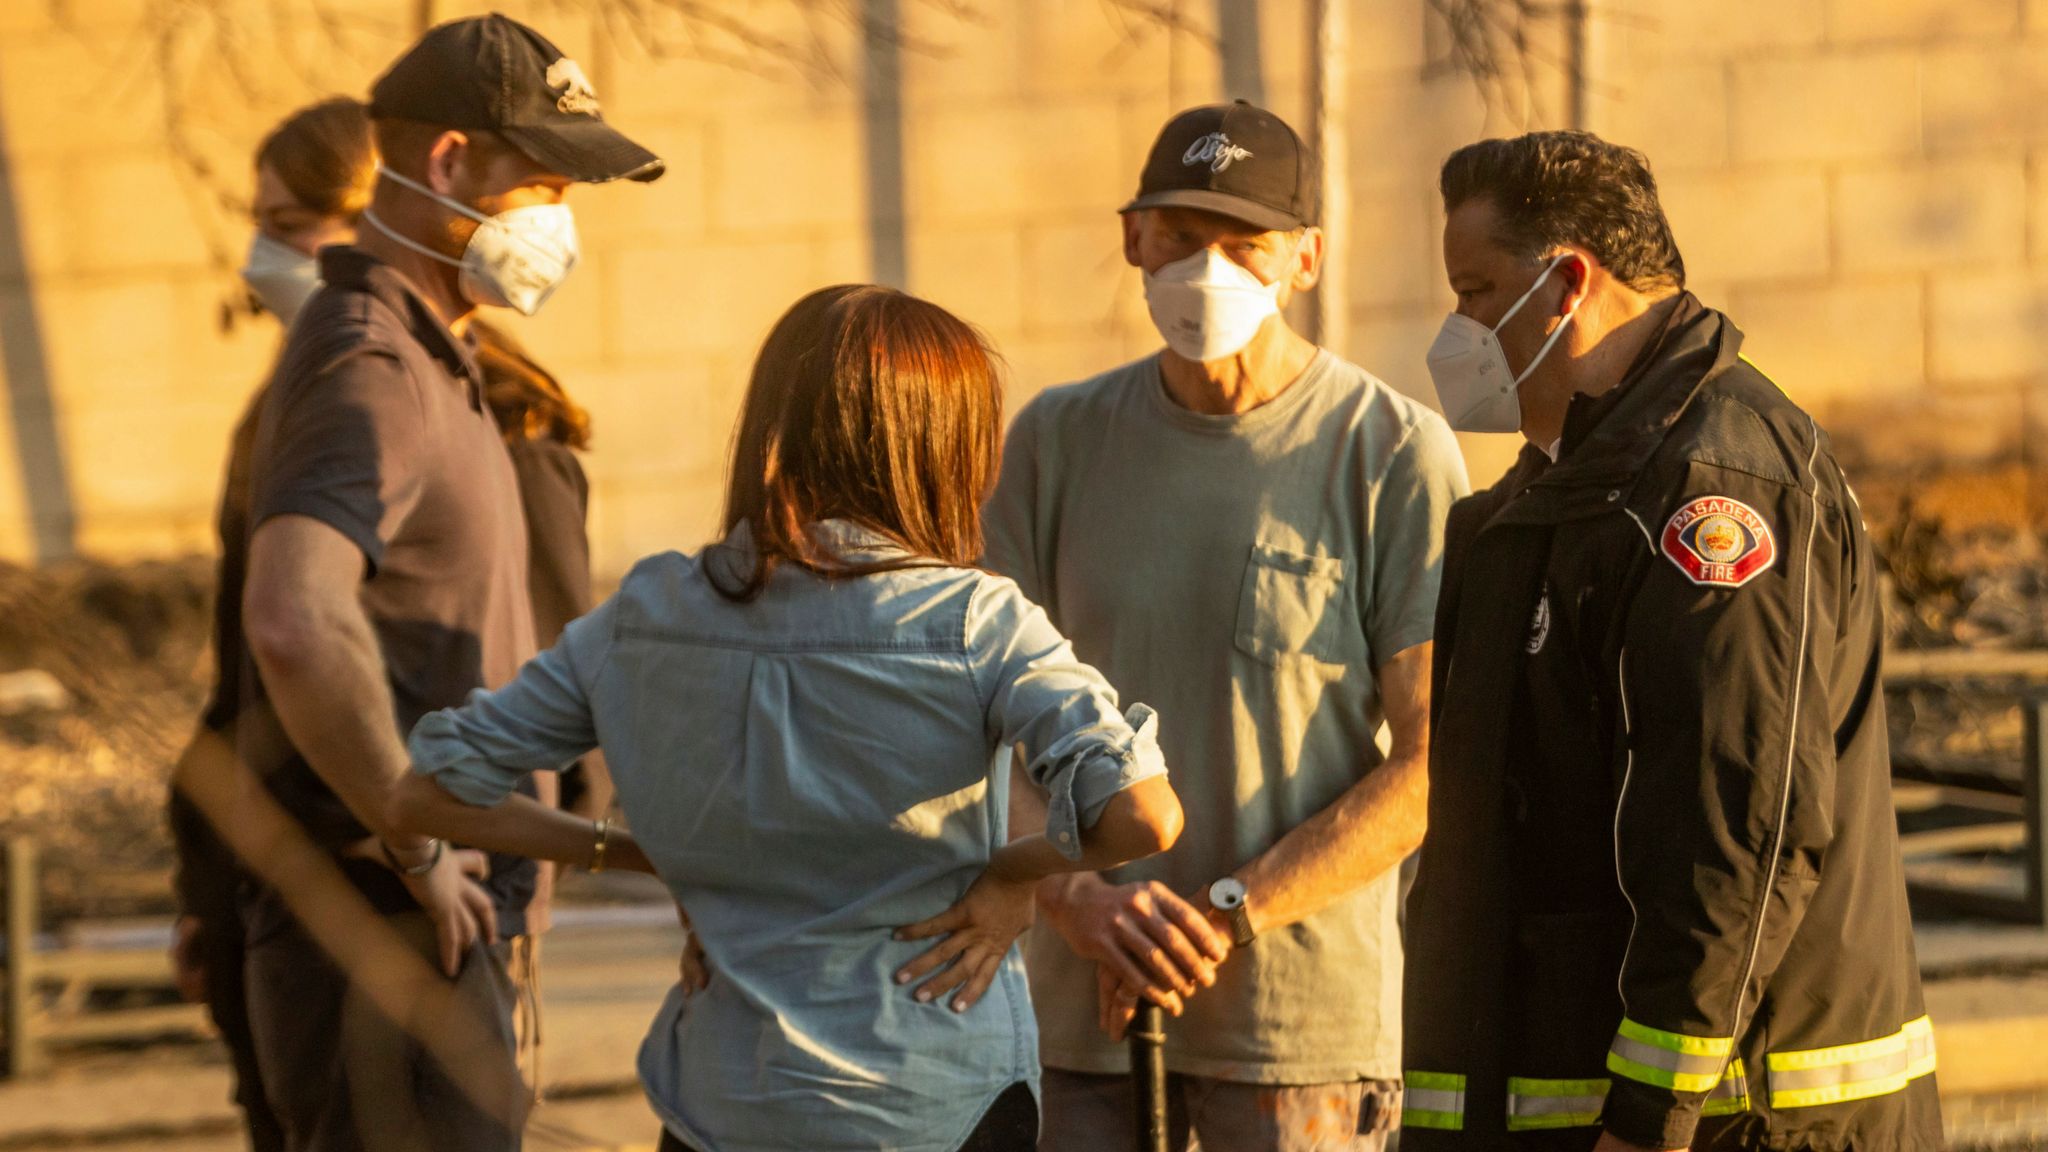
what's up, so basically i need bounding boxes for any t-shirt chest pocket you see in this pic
[1234,542,1351,665]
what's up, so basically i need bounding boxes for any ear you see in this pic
[1289,227,1325,293]
[423,130,471,197]
[1557,248,1595,316]
[1120,211,1145,269]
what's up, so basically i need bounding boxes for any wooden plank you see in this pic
[31,950,173,987]
[1886,647,2048,684]
[39,1004,210,1046]
[1898,823,2029,857]
[1890,755,2023,794]
[1892,782,2026,816]
[5,839,44,1077]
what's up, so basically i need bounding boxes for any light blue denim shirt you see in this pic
[408,522,1166,1152]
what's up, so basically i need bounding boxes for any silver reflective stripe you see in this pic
[1404,1088,1464,1114]
[1703,1059,1752,1117]
[1908,1024,1936,1070]
[1512,1093,1608,1117]
[1709,1063,1749,1100]
[1507,1081,1608,1127]
[1609,1034,1728,1080]
[1767,1016,1938,1109]
[1769,1050,1910,1095]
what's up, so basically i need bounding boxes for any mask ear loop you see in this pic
[1504,253,1585,389]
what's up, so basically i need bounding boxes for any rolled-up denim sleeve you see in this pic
[968,577,1166,860]
[408,597,617,806]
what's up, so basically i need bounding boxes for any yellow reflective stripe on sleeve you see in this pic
[1608,1019,1736,1093]
[1768,1016,1938,1109]
[1403,1071,1466,1131]
[1702,1058,1752,1117]
[1506,1077,1609,1130]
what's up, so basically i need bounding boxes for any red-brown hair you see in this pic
[714,284,1002,601]
[470,318,593,450]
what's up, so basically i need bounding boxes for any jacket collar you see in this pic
[1489,293,1743,527]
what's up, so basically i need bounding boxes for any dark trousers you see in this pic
[657,1082,1039,1152]
[194,905,286,1152]
[245,907,527,1152]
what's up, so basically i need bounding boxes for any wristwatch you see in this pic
[1207,877,1256,948]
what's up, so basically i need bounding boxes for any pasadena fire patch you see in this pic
[1661,496,1777,588]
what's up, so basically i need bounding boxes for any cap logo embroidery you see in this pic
[1183,132,1252,172]
[547,57,601,116]
[1661,496,1777,588]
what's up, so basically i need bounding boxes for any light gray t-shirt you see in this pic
[985,350,1470,1084]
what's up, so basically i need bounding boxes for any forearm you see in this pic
[252,595,421,849]
[989,826,1144,885]
[390,775,651,872]
[1235,750,1427,934]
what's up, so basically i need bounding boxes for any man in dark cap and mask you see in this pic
[234,15,661,1151]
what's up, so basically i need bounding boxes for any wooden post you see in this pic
[2023,698,2048,926]
[1307,0,1349,354]
[5,837,45,1077]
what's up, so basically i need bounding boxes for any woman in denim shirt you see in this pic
[388,285,1184,1152]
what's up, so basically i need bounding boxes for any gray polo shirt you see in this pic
[985,351,1469,1084]
[237,245,537,937]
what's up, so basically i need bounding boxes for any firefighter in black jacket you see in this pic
[1404,131,1941,1152]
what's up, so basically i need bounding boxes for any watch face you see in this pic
[1209,877,1246,911]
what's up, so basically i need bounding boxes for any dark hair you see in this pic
[715,284,1003,602]
[1439,130,1685,292]
[470,319,592,450]
[257,98,376,220]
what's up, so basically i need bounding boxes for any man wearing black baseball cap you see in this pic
[235,14,660,1151]
[979,101,1470,1150]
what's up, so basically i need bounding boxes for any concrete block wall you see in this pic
[1581,0,2048,475]
[0,0,2041,571]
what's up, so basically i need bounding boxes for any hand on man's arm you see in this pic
[244,514,497,976]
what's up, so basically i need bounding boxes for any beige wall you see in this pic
[0,0,2041,575]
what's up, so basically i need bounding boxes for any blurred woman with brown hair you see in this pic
[388,284,1184,1152]
[167,95,376,1152]
[467,317,615,1089]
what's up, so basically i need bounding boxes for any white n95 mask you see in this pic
[365,166,580,317]
[1426,254,1580,434]
[240,233,321,327]
[1143,247,1284,363]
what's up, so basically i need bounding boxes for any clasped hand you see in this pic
[1046,875,1231,1041]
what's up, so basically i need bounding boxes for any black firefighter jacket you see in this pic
[1403,297,1942,1152]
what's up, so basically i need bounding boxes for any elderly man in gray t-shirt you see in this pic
[987,102,1469,1151]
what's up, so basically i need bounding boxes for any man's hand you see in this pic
[170,915,207,1004]
[398,847,497,977]
[1592,1130,1686,1152]
[1042,873,1230,1022]
[893,868,1038,1013]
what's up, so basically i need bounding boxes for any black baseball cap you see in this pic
[370,13,663,184]
[1122,101,1318,231]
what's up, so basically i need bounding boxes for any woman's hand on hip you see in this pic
[892,868,1037,1013]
